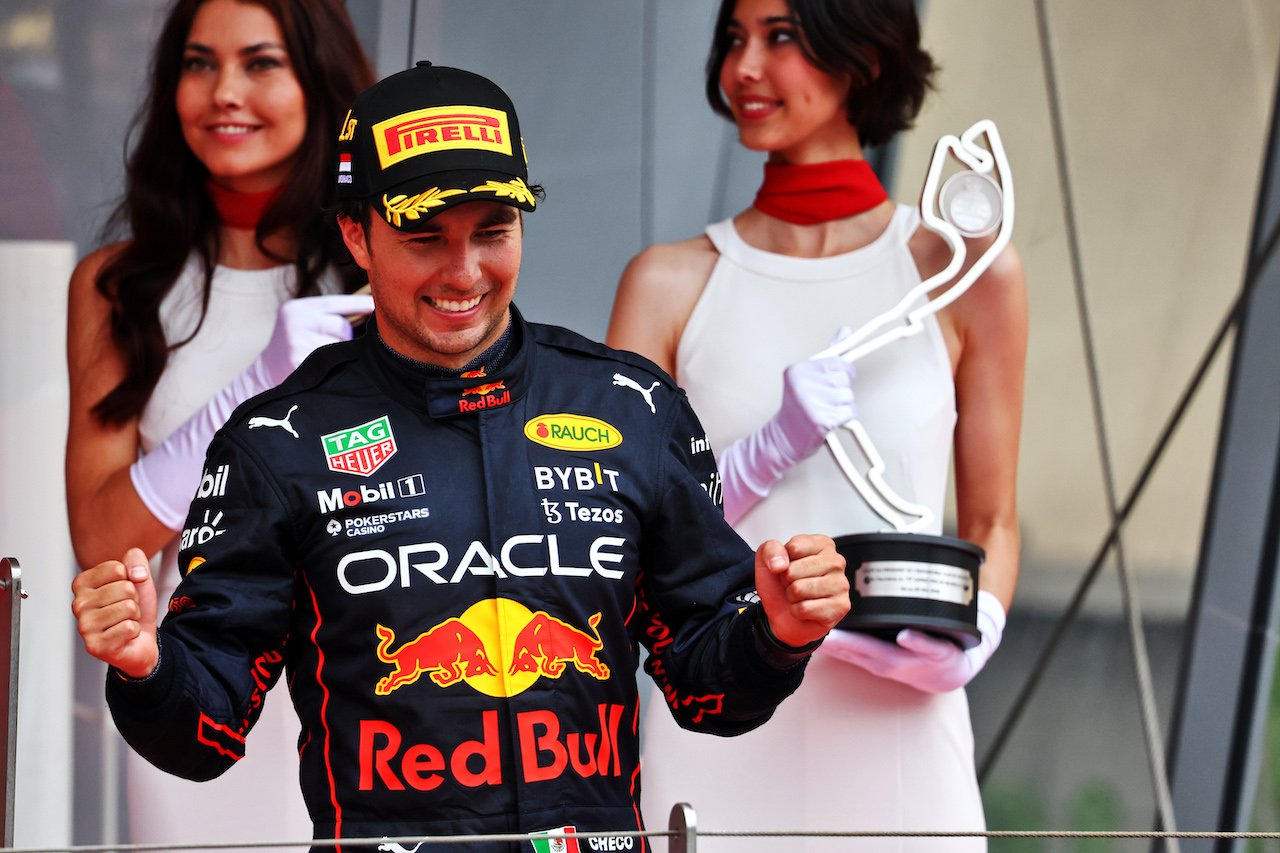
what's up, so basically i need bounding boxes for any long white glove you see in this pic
[718,331,857,525]
[817,590,1007,693]
[131,293,374,530]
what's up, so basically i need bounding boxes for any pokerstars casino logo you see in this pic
[321,415,397,476]
[524,415,622,452]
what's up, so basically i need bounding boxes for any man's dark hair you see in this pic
[704,0,937,148]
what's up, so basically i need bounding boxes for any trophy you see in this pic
[811,120,1013,648]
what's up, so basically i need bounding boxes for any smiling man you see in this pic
[72,64,849,851]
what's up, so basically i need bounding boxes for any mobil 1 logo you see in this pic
[317,473,427,513]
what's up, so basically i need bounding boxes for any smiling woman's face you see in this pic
[718,0,854,163]
[176,0,307,193]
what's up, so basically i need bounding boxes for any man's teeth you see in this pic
[433,295,482,312]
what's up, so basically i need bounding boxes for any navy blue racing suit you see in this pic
[106,307,811,851]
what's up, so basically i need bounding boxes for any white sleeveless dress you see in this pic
[639,207,985,852]
[130,257,331,849]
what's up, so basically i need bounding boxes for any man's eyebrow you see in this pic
[476,208,519,229]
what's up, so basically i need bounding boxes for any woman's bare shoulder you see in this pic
[608,234,719,374]
[625,234,719,291]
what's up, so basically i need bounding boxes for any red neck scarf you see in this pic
[753,159,888,225]
[206,179,285,230]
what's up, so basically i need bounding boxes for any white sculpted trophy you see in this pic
[813,119,1013,648]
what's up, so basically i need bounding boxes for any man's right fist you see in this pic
[71,547,159,679]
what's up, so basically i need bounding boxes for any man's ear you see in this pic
[337,214,372,271]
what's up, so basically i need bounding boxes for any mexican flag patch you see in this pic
[530,826,580,853]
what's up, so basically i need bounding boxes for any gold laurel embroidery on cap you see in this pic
[382,188,467,227]
[469,177,536,208]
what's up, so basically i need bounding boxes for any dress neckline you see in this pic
[705,205,918,282]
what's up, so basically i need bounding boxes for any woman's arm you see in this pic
[65,245,175,569]
[948,241,1028,611]
[606,236,718,375]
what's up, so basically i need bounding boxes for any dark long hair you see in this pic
[92,0,375,425]
[705,0,937,148]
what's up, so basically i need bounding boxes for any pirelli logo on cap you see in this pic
[372,105,511,169]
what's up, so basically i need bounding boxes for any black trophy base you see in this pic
[835,532,985,650]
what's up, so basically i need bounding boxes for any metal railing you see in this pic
[1,557,23,849]
[2,804,1280,853]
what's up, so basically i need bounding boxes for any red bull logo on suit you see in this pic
[358,703,625,791]
[373,599,609,698]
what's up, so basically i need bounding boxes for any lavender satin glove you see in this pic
[130,293,374,530]
[816,590,1007,693]
[717,329,857,525]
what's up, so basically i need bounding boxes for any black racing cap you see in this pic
[335,61,536,231]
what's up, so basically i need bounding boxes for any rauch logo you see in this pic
[523,414,622,452]
[322,415,397,477]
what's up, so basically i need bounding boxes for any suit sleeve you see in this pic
[635,391,809,736]
[105,431,298,781]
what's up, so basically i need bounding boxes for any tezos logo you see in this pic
[321,416,397,477]
[524,415,622,452]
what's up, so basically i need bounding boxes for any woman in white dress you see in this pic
[608,0,1026,850]
[66,0,373,846]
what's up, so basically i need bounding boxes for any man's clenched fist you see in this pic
[753,534,849,648]
[71,547,159,679]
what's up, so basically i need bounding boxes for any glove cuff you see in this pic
[975,590,1006,652]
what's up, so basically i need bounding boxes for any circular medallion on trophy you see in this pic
[835,533,984,649]
[939,170,1003,237]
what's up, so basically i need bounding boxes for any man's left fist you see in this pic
[753,534,849,648]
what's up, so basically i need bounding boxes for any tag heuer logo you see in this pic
[321,415,397,477]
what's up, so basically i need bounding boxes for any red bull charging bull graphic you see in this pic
[374,599,610,698]
[374,619,498,693]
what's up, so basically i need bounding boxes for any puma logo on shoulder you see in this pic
[612,373,660,414]
[248,404,299,439]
